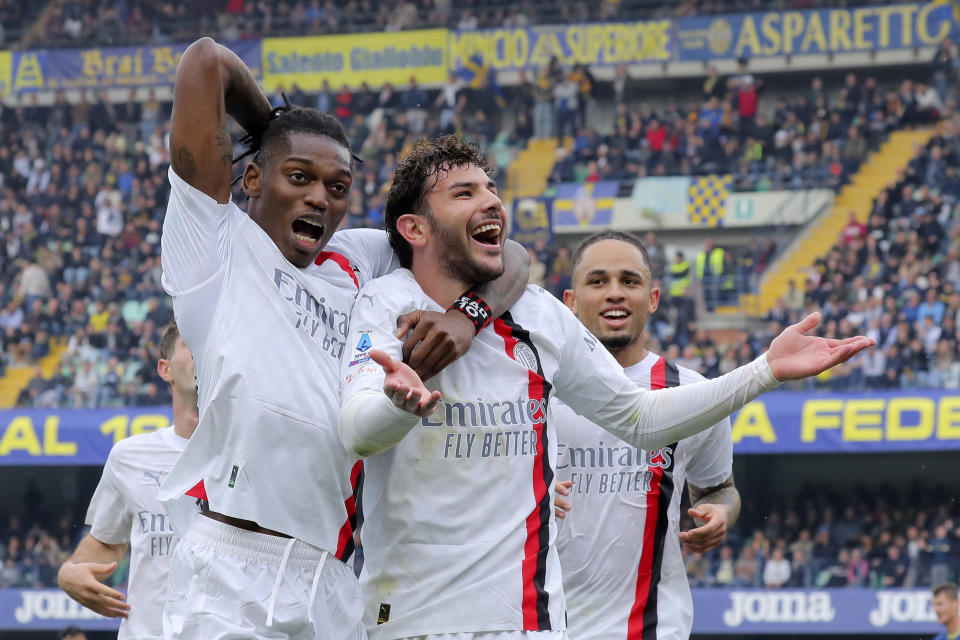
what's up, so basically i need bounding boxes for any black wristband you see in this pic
[449,291,493,334]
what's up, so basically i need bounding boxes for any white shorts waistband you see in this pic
[186,514,332,570]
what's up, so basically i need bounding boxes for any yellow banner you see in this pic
[262,30,447,91]
[0,51,11,94]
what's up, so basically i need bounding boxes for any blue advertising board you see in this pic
[0,587,940,632]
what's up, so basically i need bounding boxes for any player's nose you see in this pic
[304,183,330,210]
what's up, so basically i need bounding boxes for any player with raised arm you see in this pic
[553,231,739,640]
[157,39,527,640]
[337,135,873,640]
[58,322,198,640]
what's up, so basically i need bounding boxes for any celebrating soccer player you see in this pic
[553,231,740,640]
[338,135,874,639]
[158,39,527,639]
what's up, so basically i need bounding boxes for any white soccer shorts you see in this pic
[163,515,365,640]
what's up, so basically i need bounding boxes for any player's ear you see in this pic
[648,283,661,314]
[396,213,428,250]
[563,288,577,315]
[242,162,262,198]
[157,358,172,384]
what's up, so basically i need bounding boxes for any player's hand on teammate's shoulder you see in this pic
[678,504,728,553]
[57,561,131,619]
[370,349,443,416]
[766,312,875,381]
[554,480,573,519]
[396,310,475,381]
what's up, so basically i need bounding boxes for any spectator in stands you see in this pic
[763,548,791,588]
[881,544,909,588]
[930,525,953,586]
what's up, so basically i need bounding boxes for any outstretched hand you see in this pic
[370,350,443,417]
[766,312,875,381]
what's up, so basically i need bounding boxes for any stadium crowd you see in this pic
[681,483,960,590]
[25,0,898,48]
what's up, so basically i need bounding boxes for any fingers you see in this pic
[401,319,431,364]
[407,330,447,376]
[370,350,398,373]
[385,383,441,416]
[416,349,458,383]
[395,311,421,340]
[556,480,572,496]
[88,561,119,577]
[793,312,821,336]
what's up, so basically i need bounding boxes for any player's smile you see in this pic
[599,305,632,331]
[468,216,505,255]
[291,212,326,253]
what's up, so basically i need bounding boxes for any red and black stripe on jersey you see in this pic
[627,356,680,640]
[494,312,554,631]
[335,460,364,562]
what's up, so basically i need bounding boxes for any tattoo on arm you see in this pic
[216,127,233,165]
[689,473,741,527]
[174,145,197,182]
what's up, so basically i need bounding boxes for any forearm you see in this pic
[216,43,273,135]
[473,240,530,317]
[339,388,421,457]
[605,354,778,451]
[63,535,126,569]
[690,480,741,528]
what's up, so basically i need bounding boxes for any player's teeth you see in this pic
[472,223,500,236]
[603,311,627,317]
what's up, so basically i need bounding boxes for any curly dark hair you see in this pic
[385,135,494,268]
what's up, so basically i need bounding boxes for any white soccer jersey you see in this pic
[86,426,190,640]
[339,271,775,640]
[158,167,396,556]
[554,352,732,640]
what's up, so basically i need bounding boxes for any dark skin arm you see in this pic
[679,473,741,553]
[170,37,272,203]
[398,239,530,380]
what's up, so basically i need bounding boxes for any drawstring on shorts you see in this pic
[265,538,329,628]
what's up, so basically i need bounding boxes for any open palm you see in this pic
[766,313,875,381]
[370,350,443,416]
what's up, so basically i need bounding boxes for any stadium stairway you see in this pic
[727,127,936,316]
[0,342,67,407]
[503,138,568,200]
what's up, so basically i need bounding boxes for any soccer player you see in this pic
[553,231,739,640]
[933,583,960,640]
[338,135,873,639]
[157,39,527,639]
[58,322,197,639]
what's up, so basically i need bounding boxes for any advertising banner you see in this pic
[262,30,447,91]
[9,40,261,92]
[0,408,172,465]
[674,3,958,61]
[509,197,553,247]
[731,389,960,454]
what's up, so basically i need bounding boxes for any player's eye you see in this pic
[456,191,471,198]
[328,183,348,195]
[289,171,309,183]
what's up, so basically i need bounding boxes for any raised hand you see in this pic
[766,312,875,381]
[370,350,443,416]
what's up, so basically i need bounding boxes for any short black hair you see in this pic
[571,231,653,278]
[385,135,494,268]
[252,106,351,167]
[158,321,180,362]
[58,628,85,640]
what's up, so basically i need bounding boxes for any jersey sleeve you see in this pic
[677,370,733,489]
[325,228,401,287]
[549,299,779,451]
[160,166,233,354]
[84,449,133,545]
[339,277,420,456]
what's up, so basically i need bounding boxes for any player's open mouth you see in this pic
[292,216,325,250]
[470,222,502,246]
[600,308,631,328]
